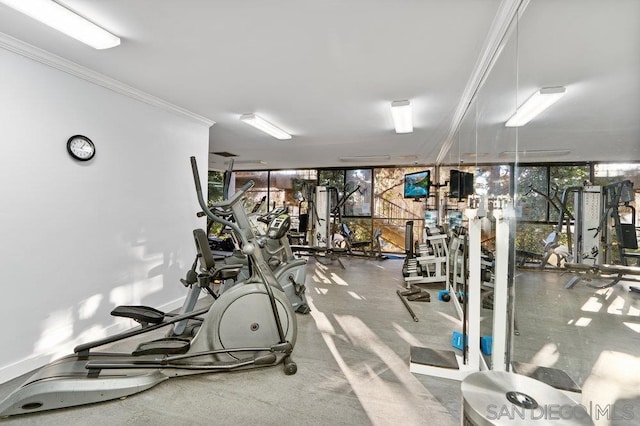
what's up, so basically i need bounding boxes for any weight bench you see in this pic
[339,223,380,257]
[290,245,346,268]
[290,245,320,256]
[597,264,640,289]
[563,263,600,289]
[564,262,640,290]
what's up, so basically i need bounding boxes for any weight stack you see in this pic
[461,371,593,425]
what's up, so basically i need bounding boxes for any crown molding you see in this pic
[0,31,215,127]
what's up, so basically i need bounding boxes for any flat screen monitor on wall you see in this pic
[449,170,474,200]
[403,170,430,199]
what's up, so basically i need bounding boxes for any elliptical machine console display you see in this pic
[267,214,291,240]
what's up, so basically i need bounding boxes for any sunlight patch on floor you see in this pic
[313,269,332,284]
[606,295,639,316]
[436,311,463,327]
[315,263,329,272]
[307,301,451,425]
[581,296,603,313]
[392,323,423,347]
[595,287,614,300]
[347,291,364,300]
[330,273,349,286]
[333,314,451,424]
[527,343,560,368]
[582,351,640,425]
[568,317,592,327]
[308,299,337,335]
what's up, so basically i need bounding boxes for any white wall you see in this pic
[0,48,210,383]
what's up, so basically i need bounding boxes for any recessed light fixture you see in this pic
[239,113,291,140]
[505,86,566,127]
[0,0,121,49]
[339,155,391,163]
[390,100,413,134]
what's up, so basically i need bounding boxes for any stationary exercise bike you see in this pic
[0,157,297,417]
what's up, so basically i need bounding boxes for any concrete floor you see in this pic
[511,269,640,426]
[1,257,639,425]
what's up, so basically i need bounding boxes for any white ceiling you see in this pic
[450,0,640,166]
[1,0,638,170]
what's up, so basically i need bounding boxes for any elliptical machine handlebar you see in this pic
[211,180,254,208]
[190,156,254,247]
[191,156,254,209]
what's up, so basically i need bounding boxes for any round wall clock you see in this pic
[67,135,96,161]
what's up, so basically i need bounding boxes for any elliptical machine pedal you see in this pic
[132,338,191,356]
[111,305,165,327]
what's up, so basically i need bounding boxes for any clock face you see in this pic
[67,135,95,161]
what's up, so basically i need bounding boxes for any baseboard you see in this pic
[0,297,185,385]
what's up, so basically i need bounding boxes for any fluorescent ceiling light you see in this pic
[339,155,390,163]
[0,0,120,49]
[233,159,267,165]
[462,152,490,159]
[505,86,566,127]
[239,113,291,140]
[500,149,571,157]
[390,100,413,134]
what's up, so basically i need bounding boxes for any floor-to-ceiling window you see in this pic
[373,167,432,252]
[234,171,269,214]
[212,162,637,255]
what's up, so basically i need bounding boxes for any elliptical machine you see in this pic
[203,160,310,314]
[0,157,297,417]
[201,196,310,314]
[254,209,310,313]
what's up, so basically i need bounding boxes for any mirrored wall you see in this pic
[449,0,640,418]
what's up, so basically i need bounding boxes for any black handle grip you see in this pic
[190,156,202,193]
